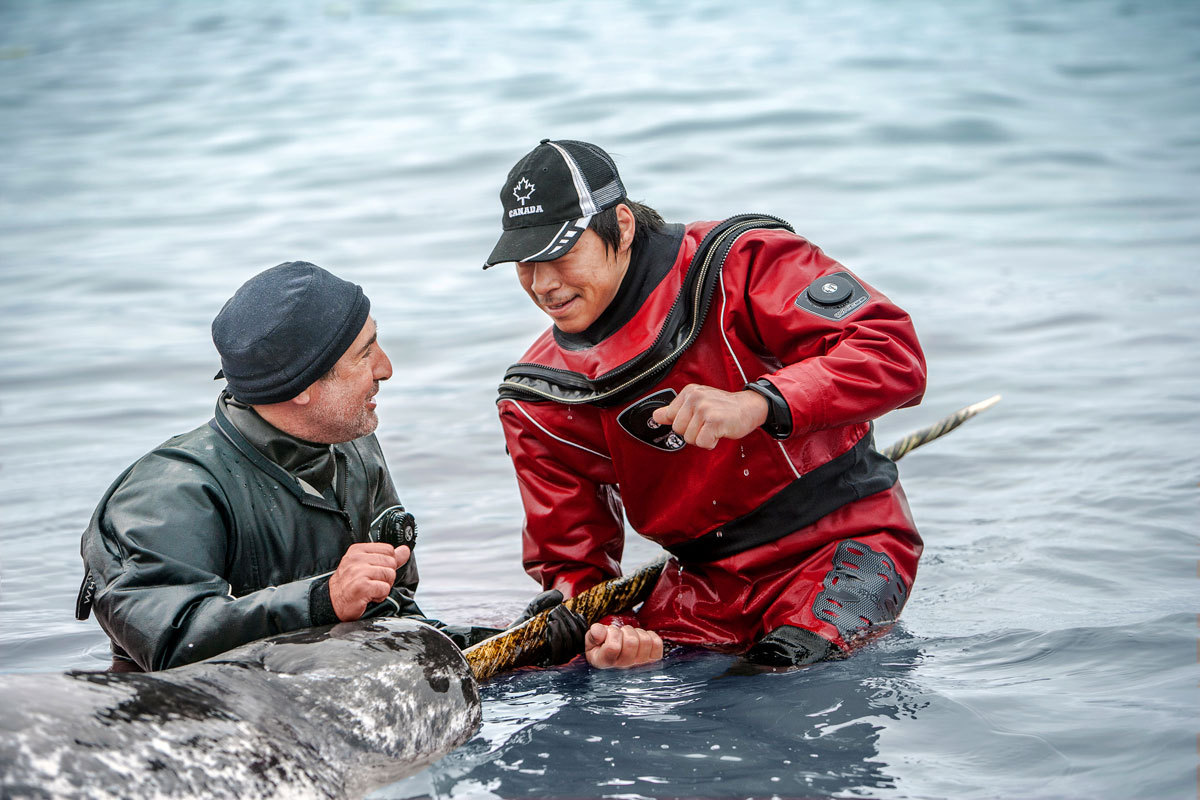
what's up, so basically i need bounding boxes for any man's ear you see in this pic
[616,203,636,253]
[291,388,312,407]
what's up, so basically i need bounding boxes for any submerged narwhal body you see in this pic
[0,618,480,799]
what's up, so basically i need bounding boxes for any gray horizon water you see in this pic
[1,1,1197,798]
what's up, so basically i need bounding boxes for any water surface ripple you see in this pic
[1,2,1197,799]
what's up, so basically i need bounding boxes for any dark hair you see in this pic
[588,200,665,257]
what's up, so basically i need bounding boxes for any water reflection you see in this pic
[1,1,1197,797]
[380,636,926,799]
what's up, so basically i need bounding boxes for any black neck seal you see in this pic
[498,214,793,408]
[552,223,685,351]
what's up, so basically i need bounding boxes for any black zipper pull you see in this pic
[75,570,96,620]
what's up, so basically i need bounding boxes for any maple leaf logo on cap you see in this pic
[512,177,536,206]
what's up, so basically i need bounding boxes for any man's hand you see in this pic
[329,542,411,621]
[651,384,768,450]
[584,623,663,669]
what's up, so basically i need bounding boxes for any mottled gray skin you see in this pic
[0,618,481,799]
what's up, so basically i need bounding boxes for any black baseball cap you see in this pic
[483,139,627,268]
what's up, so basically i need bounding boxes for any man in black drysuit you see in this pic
[76,261,504,671]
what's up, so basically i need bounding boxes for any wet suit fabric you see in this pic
[79,393,422,671]
[498,219,926,653]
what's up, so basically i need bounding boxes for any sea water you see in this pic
[1,1,1197,798]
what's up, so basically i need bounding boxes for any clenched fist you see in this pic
[329,542,411,621]
[584,623,663,669]
[651,384,768,450]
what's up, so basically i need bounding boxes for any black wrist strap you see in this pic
[744,379,792,439]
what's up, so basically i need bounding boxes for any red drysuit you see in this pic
[498,217,926,652]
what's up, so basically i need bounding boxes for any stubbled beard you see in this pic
[343,408,378,440]
[309,400,378,444]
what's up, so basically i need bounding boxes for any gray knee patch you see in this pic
[812,540,908,638]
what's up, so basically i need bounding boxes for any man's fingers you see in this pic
[630,629,650,664]
[651,384,767,448]
[651,391,686,426]
[348,542,402,557]
[342,561,396,584]
[682,411,724,450]
[634,629,661,664]
[585,622,609,649]
[363,578,393,602]
[343,546,405,570]
[331,542,407,621]
[584,623,615,668]
[661,385,725,448]
[584,624,665,669]
[695,424,720,450]
[586,624,625,668]
[335,568,395,593]
[662,401,692,434]
[364,564,397,584]
[617,628,652,667]
[346,551,401,570]
[624,626,651,666]
[681,414,705,448]
[599,629,623,666]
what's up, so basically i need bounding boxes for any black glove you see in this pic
[511,589,588,666]
[510,588,565,627]
[744,625,833,667]
[544,604,588,665]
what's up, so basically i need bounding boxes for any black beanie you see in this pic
[212,261,371,404]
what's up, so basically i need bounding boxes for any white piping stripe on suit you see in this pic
[499,398,612,461]
[717,269,802,479]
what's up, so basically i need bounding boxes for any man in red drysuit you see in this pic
[483,139,926,668]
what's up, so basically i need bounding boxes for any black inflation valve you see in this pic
[376,507,418,550]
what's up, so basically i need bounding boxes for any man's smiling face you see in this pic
[301,316,392,443]
[516,227,629,334]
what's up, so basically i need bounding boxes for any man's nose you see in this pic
[373,344,394,381]
[529,263,561,295]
